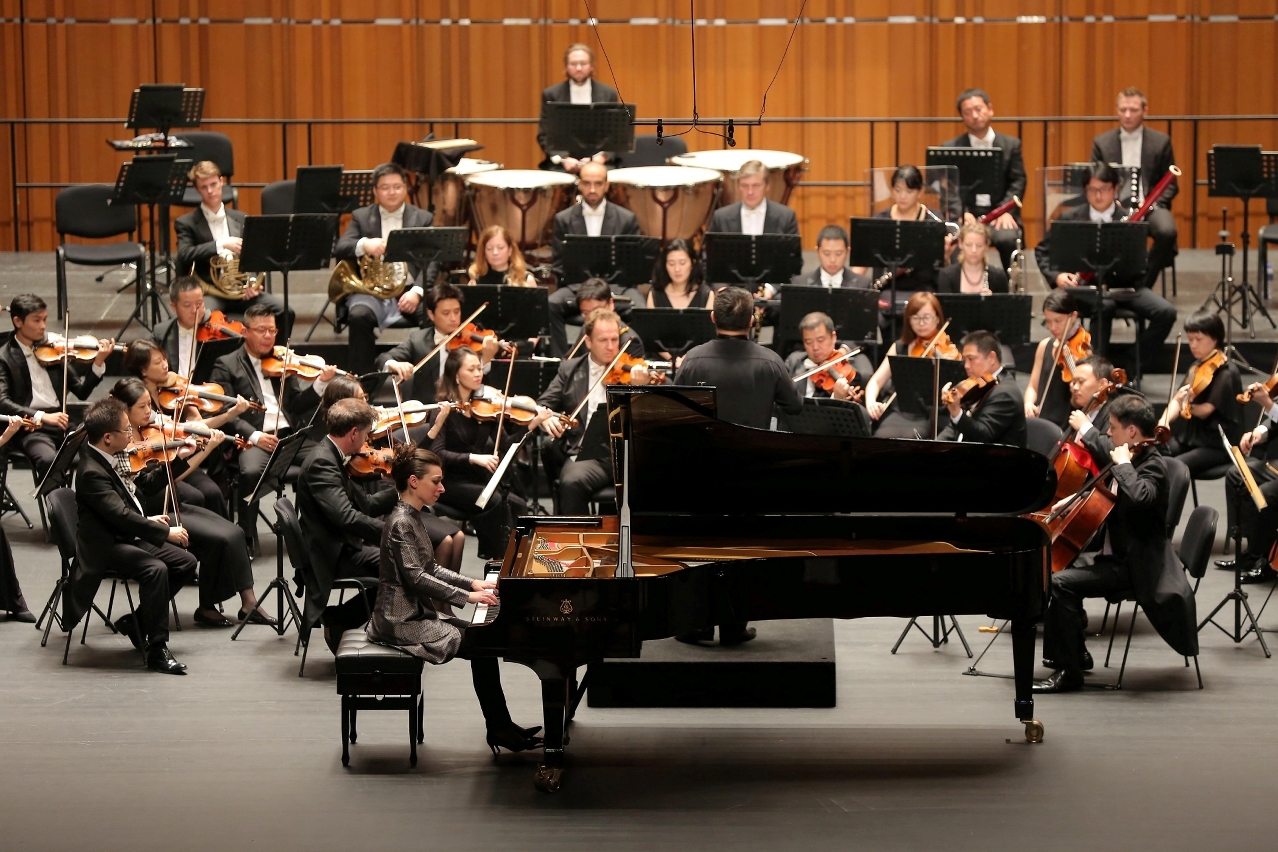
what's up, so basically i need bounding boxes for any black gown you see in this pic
[0,525,28,615]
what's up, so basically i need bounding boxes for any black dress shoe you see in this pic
[238,608,278,626]
[486,724,543,755]
[6,608,36,624]
[675,627,715,645]
[193,608,233,628]
[113,614,144,651]
[719,626,758,646]
[1240,566,1278,584]
[1215,558,1240,571]
[1042,648,1093,672]
[146,645,188,675]
[1032,669,1084,694]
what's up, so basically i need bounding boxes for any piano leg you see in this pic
[534,669,570,792]
[1011,619,1044,743]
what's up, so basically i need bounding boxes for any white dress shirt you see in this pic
[16,338,104,425]
[176,323,196,379]
[356,204,424,298]
[819,268,844,288]
[571,358,609,460]
[967,128,996,148]
[581,199,607,236]
[248,353,289,443]
[202,203,234,257]
[1120,126,1145,200]
[1089,204,1118,224]
[569,79,593,105]
[740,200,767,236]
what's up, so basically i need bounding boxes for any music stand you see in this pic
[391,137,483,213]
[1207,146,1278,332]
[191,337,241,384]
[33,427,87,499]
[774,397,872,438]
[239,214,340,319]
[775,285,879,357]
[926,147,1005,219]
[542,103,637,160]
[125,84,204,138]
[703,233,804,289]
[849,217,947,340]
[935,293,1033,346]
[623,308,716,359]
[458,284,551,343]
[561,235,661,287]
[887,356,967,439]
[385,227,468,281]
[293,165,344,214]
[232,430,311,640]
[109,154,192,336]
[339,170,378,211]
[486,357,563,399]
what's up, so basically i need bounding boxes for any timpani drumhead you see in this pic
[606,166,722,244]
[465,170,577,251]
[670,149,806,206]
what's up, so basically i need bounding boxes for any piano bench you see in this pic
[334,630,425,768]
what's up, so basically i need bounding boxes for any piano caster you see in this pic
[1023,720,1045,744]
[534,766,563,793]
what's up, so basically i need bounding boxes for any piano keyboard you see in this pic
[470,569,502,626]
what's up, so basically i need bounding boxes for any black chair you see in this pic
[1258,196,1277,300]
[0,450,36,532]
[39,488,109,647]
[1189,462,1232,510]
[274,497,376,677]
[54,184,148,320]
[260,179,296,215]
[1025,417,1063,458]
[172,131,238,207]
[589,484,617,515]
[622,134,689,167]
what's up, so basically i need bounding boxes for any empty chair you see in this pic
[54,184,148,320]
[260,179,296,215]
[622,134,689,168]
[1025,417,1063,459]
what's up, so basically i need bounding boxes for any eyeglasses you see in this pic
[246,326,277,335]
[910,313,938,323]
[108,426,133,435]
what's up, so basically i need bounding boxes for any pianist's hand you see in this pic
[468,589,499,606]
[473,578,497,592]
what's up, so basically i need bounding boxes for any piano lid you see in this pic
[607,386,1055,517]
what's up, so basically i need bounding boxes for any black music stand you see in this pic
[191,336,242,384]
[849,217,947,340]
[542,103,637,160]
[486,357,563,399]
[232,430,311,641]
[385,227,467,279]
[293,166,343,214]
[109,154,191,336]
[33,427,87,499]
[1207,146,1278,332]
[340,170,377,211]
[458,285,551,343]
[775,285,879,357]
[1048,221,1148,354]
[239,214,340,320]
[704,234,804,290]
[774,397,872,438]
[624,308,716,359]
[935,293,1034,346]
[392,137,483,213]
[887,356,967,439]
[561,235,661,287]
[926,147,1005,219]
[125,84,204,138]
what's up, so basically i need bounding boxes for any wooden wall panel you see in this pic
[3,6,1278,252]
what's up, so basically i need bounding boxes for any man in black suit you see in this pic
[1034,160,1177,364]
[174,160,293,340]
[938,330,1027,447]
[789,225,871,290]
[1217,379,1278,584]
[0,294,112,482]
[1092,87,1179,288]
[940,89,1027,271]
[547,162,644,355]
[784,311,871,402]
[537,43,621,173]
[379,282,500,405]
[1036,394,1199,693]
[209,303,334,541]
[333,162,434,375]
[295,398,397,651]
[149,276,231,381]
[70,398,196,675]
[707,160,800,239]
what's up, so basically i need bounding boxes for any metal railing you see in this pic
[5,113,1277,252]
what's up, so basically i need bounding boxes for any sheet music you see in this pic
[475,432,528,510]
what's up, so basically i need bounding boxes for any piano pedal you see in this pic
[534,766,563,793]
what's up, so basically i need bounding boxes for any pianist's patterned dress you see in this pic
[366,500,475,664]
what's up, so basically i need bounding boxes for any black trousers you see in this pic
[88,540,197,648]
[989,225,1022,274]
[180,468,227,517]
[557,458,612,515]
[204,291,294,341]
[1164,437,1231,479]
[1226,461,1278,564]
[437,479,525,558]
[457,627,513,730]
[1070,285,1177,362]
[1043,555,1131,672]
[182,505,254,608]
[547,283,645,357]
[14,427,61,484]
[0,526,27,614]
[319,543,380,649]
[236,432,312,540]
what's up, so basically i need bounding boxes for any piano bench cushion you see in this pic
[335,631,424,695]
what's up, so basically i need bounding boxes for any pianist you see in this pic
[366,443,544,754]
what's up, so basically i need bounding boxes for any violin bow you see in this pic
[565,330,589,360]
[389,373,410,447]
[60,310,70,417]
[1159,333,1185,428]
[409,303,489,375]
[791,348,861,384]
[564,349,628,427]
[493,348,518,453]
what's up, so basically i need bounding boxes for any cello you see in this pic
[1050,368,1128,501]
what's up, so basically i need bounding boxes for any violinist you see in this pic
[1036,395,1198,694]
[1160,311,1242,478]
[431,348,554,558]
[784,312,870,402]
[0,416,35,623]
[295,398,397,653]
[108,379,272,628]
[939,330,1027,447]
[1023,291,1088,429]
[1217,380,1278,584]
[381,283,500,405]
[467,225,537,287]
[149,277,227,380]
[936,222,1008,294]
[69,398,196,675]
[0,294,112,482]
[863,292,959,439]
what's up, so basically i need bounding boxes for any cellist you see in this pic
[864,292,960,439]
[1035,395,1198,694]
[1023,290,1089,429]
[1217,378,1278,585]
[1160,311,1242,478]
[1065,355,1135,460]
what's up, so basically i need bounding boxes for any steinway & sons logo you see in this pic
[559,599,573,615]
[524,597,613,624]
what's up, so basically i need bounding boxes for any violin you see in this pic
[156,373,265,414]
[121,436,200,473]
[907,324,959,359]
[347,444,393,478]
[941,372,998,407]
[196,310,244,342]
[447,322,510,354]
[810,353,856,394]
[150,419,252,451]
[369,401,443,441]
[0,414,39,431]
[34,333,124,365]
[1053,323,1092,383]
[468,389,545,424]
[604,352,668,386]
[260,346,350,380]
[1177,349,1227,420]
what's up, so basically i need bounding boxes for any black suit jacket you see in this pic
[935,263,1010,294]
[708,201,800,236]
[674,337,803,430]
[537,79,621,163]
[937,372,1027,447]
[788,267,871,289]
[73,447,171,574]
[1033,202,1137,289]
[1091,126,1178,207]
[376,330,448,405]
[208,347,321,440]
[174,207,247,286]
[295,436,397,626]
[0,336,103,419]
[550,202,642,272]
[333,203,435,286]
[537,355,598,457]
[940,132,1027,220]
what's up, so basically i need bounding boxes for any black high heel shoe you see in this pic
[486,724,544,755]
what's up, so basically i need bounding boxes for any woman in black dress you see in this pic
[853,165,952,294]
[1161,310,1242,477]
[467,225,536,286]
[0,417,34,622]
[936,222,1009,294]
[646,238,713,310]
[1023,290,1085,430]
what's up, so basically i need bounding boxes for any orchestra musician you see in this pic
[538,309,650,515]
[174,161,294,339]
[547,161,645,356]
[1218,380,1278,584]
[940,89,1027,272]
[70,397,196,675]
[0,417,35,623]
[333,162,434,376]
[366,444,543,754]
[107,378,272,628]
[784,312,871,402]
[1160,311,1241,478]
[939,330,1027,447]
[789,225,871,290]
[1034,160,1177,362]
[851,166,951,313]
[1092,87,1179,288]
[209,303,335,542]
[1066,354,1140,459]
[295,398,397,653]
[1035,394,1198,693]
[431,348,553,558]
[0,294,112,482]
[149,277,232,380]
[380,282,500,406]
[706,159,800,240]
[936,222,1008,294]
[646,239,713,311]
[1023,291,1087,429]
[863,292,960,439]
[467,225,536,287]
[567,278,645,358]
[537,43,620,173]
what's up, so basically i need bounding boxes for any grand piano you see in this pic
[466,386,1055,792]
